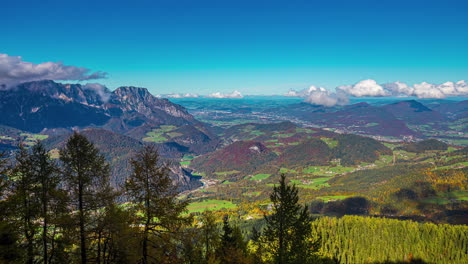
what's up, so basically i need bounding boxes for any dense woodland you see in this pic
[0,133,467,264]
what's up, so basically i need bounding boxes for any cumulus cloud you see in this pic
[284,85,327,97]
[286,85,348,106]
[162,93,200,98]
[455,80,468,94]
[205,90,243,99]
[382,81,414,96]
[337,79,389,97]
[83,83,111,102]
[411,82,446,99]
[285,79,468,106]
[381,80,468,98]
[0,53,107,87]
[284,89,300,97]
[304,89,349,107]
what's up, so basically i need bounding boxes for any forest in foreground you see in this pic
[0,133,466,264]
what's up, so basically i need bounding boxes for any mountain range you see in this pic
[0,80,219,190]
[0,80,466,192]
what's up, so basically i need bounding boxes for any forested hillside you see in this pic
[1,140,466,264]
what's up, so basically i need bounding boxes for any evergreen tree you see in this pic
[217,215,251,264]
[0,152,21,263]
[60,132,114,264]
[261,174,318,264]
[10,145,40,264]
[199,211,220,263]
[0,152,8,197]
[125,145,188,264]
[93,203,140,264]
[29,142,60,264]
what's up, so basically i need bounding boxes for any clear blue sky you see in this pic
[3,0,468,94]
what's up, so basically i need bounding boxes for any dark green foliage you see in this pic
[9,145,40,264]
[0,151,8,198]
[93,203,140,263]
[313,215,468,264]
[125,145,189,264]
[332,134,392,165]
[320,197,371,217]
[260,174,319,264]
[0,152,21,263]
[29,142,61,264]
[327,164,428,196]
[398,139,448,153]
[217,215,251,264]
[199,211,220,262]
[309,199,325,214]
[60,132,115,264]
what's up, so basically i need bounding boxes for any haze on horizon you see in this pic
[2,0,468,97]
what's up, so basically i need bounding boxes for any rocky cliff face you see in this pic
[0,80,202,133]
[0,80,216,191]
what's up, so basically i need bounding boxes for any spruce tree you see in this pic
[29,142,60,264]
[217,215,251,264]
[199,211,220,263]
[0,152,21,263]
[10,145,40,264]
[125,145,188,264]
[60,132,114,264]
[261,174,318,264]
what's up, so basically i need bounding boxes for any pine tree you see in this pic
[60,132,114,264]
[0,152,21,263]
[10,145,40,264]
[217,215,251,264]
[29,142,60,264]
[261,174,318,264]
[125,145,188,264]
[199,211,220,263]
[0,151,8,197]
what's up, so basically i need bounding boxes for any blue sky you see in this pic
[2,0,468,95]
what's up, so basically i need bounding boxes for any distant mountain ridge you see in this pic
[0,80,219,153]
[0,80,196,132]
[0,80,221,191]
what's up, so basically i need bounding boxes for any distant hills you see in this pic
[0,81,466,194]
[260,98,467,142]
[0,80,219,190]
[191,122,392,177]
[0,80,219,153]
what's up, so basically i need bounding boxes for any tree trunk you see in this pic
[43,191,48,264]
[79,182,87,264]
[143,225,148,264]
[25,195,34,264]
[97,230,102,264]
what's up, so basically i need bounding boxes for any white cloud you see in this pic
[0,53,107,87]
[382,81,414,96]
[303,89,349,107]
[284,89,299,97]
[455,80,468,94]
[382,80,468,98]
[412,82,446,99]
[337,79,389,97]
[283,85,327,97]
[205,90,243,99]
[163,93,200,98]
[437,81,457,96]
[83,83,111,102]
[285,79,468,105]
[286,85,349,106]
